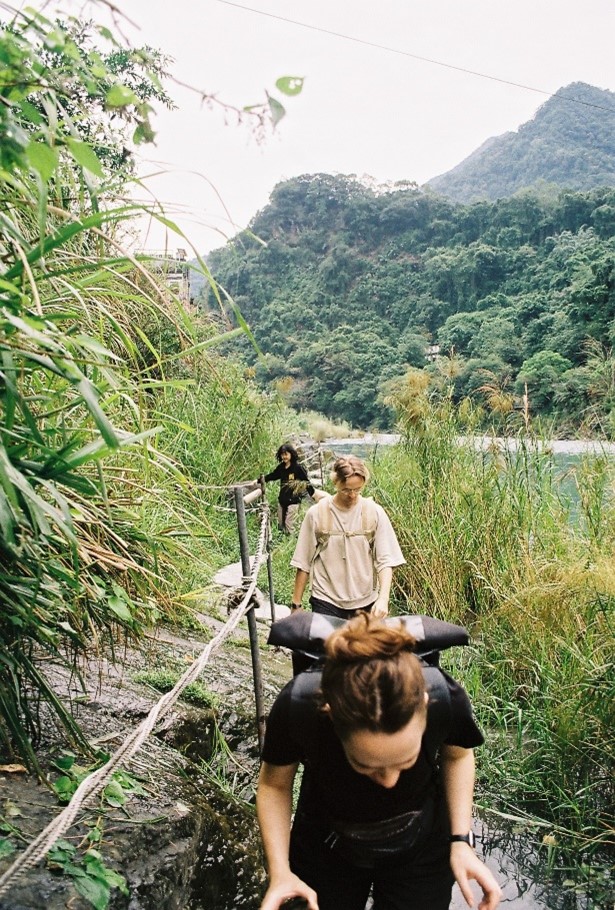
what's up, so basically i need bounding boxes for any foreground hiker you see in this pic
[290,455,404,620]
[256,614,501,910]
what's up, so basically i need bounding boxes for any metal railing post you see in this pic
[259,474,276,623]
[233,485,266,752]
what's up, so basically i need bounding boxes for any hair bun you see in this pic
[325,614,416,662]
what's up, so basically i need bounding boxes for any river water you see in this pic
[451,818,611,910]
[324,434,615,456]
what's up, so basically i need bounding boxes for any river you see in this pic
[324,434,615,456]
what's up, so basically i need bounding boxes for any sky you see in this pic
[80,0,615,254]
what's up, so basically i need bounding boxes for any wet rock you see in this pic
[0,619,292,910]
[157,705,217,763]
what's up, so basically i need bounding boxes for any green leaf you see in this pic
[275,75,304,97]
[105,85,138,108]
[53,775,78,803]
[103,779,126,808]
[95,25,116,43]
[66,140,104,178]
[73,872,110,910]
[48,839,77,863]
[53,753,76,771]
[106,595,132,624]
[133,122,155,145]
[75,379,119,448]
[83,852,128,896]
[86,826,103,846]
[0,839,16,859]
[26,141,59,182]
[43,29,66,52]
[266,94,286,126]
[18,100,44,126]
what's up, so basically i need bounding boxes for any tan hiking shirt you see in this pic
[291,495,405,610]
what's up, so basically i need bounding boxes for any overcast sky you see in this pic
[86,0,614,254]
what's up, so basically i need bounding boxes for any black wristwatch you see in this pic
[290,602,302,611]
[450,832,476,848]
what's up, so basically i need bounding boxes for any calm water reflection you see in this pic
[451,817,611,910]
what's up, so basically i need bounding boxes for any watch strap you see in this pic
[450,832,476,848]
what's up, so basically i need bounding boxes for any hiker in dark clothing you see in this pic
[256,614,501,910]
[264,444,315,534]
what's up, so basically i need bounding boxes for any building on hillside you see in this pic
[138,249,192,305]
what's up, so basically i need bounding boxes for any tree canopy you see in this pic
[426,82,615,203]
[207,173,615,436]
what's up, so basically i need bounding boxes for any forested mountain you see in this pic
[205,175,615,435]
[426,82,615,203]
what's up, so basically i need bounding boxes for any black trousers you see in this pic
[289,811,454,910]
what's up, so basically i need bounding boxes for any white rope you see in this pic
[0,501,272,899]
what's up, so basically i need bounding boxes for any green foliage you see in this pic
[47,839,128,910]
[428,82,615,202]
[0,8,172,191]
[208,170,615,433]
[0,3,277,771]
[367,392,615,846]
[133,667,219,709]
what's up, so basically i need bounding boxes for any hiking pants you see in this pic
[289,812,454,910]
[278,502,299,533]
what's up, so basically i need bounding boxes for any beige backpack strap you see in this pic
[360,497,378,541]
[310,496,333,586]
[314,495,332,542]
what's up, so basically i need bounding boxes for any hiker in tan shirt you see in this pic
[290,455,405,621]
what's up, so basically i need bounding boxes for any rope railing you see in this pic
[0,493,272,900]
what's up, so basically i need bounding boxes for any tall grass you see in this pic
[371,386,614,850]
[0,3,291,770]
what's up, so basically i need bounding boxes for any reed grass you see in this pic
[369,394,615,850]
[0,2,293,770]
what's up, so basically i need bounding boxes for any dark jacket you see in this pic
[264,462,314,507]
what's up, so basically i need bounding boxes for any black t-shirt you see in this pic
[261,669,484,825]
[264,462,314,506]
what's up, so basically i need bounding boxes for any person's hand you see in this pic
[371,596,389,618]
[450,843,502,910]
[260,872,318,910]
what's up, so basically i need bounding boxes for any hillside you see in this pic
[205,175,615,434]
[426,82,615,203]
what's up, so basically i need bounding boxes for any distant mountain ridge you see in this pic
[426,82,615,203]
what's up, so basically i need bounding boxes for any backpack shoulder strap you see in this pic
[360,496,377,527]
[422,663,452,764]
[360,496,378,543]
[310,497,333,579]
[315,495,332,537]
[289,669,323,757]
[314,496,333,548]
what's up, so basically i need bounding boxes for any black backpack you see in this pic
[267,612,470,762]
